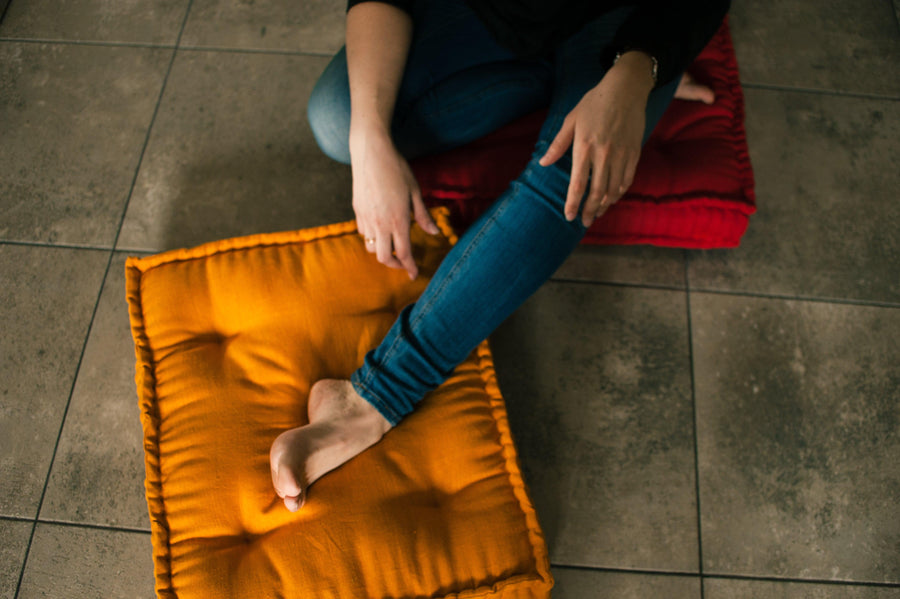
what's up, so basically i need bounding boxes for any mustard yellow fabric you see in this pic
[126,209,552,599]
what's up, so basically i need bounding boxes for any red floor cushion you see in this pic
[412,19,755,249]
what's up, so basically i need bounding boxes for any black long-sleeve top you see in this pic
[345,0,730,88]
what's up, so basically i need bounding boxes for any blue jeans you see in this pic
[308,0,679,426]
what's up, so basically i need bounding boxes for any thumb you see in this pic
[539,116,575,167]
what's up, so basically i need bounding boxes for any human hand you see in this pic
[350,130,440,280]
[539,51,655,227]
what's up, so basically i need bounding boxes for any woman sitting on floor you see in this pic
[270,0,729,512]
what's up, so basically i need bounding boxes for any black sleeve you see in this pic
[609,0,731,87]
[346,0,413,14]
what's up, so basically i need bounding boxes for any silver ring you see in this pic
[365,237,375,245]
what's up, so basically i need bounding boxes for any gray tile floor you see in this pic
[1,0,898,597]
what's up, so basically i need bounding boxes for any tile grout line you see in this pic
[0,239,114,252]
[0,515,33,524]
[548,275,900,310]
[684,250,706,599]
[34,518,152,536]
[548,563,900,589]
[11,0,195,596]
[110,0,194,253]
[550,563,699,578]
[741,81,900,102]
[548,276,685,293]
[689,286,900,310]
[177,44,335,57]
[700,572,900,589]
[0,36,176,49]
[12,244,111,599]
[0,37,335,59]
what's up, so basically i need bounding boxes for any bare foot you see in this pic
[675,72,715,104]
[269,379,392,512]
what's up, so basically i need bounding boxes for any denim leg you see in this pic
[306,0,552,165]
[352,9,679,426]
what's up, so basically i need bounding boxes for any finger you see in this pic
[565,142,590,222]
[392,230,418,280]
[619,153,640,196]
[584,149,608,225]
[582,149,609,227]
[412,190,440,235]
[359,225,377,253]
[604,154,626,208]
[539,115,575,167]
[375,233,403,270]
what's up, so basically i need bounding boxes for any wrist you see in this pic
[349,117,392,150]
[612,50,657,94]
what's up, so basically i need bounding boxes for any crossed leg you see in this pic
[270,4,713,511]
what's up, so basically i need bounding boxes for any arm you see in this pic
[346,1,439,280]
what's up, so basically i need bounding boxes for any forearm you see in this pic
[346,2,413,145]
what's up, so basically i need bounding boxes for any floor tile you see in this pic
[181,0,345,54]
[17,523,153,598]
[553,245,685,288]
[705,578,900,598]
[688,89,900,304]
[0,0,187,44]
[118,50,353,252]
[40,255,148,530]
[692,293,900,582]
[0,519,32,599]
[491,282,697,571]
[729,0,900,97]
[0,43,170,246]
[0,246,109,518]
[552,568,700,599]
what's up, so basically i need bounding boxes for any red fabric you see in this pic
[411,19,755,249]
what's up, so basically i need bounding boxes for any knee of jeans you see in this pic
[307,81,352,164]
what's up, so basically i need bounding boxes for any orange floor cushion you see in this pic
[125,208,552,599]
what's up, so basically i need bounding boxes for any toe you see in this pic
[273,464,303,499]
[284,494,303,512]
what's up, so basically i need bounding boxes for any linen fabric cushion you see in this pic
[411,19,755,249]
[126,209,552,599]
